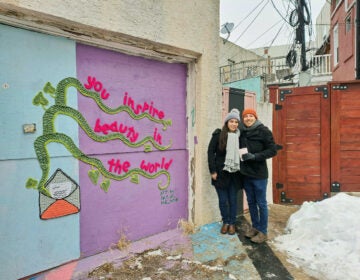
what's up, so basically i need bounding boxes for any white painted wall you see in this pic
[315,1,331,49]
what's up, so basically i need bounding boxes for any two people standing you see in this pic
[207,108,277,243]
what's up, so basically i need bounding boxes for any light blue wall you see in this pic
[0,24,79,279]
[224,76,262,102]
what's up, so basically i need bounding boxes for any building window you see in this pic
[332,0,341,12]
[345,15,351,33]
[333,24,339,66]
[345,0,356,11]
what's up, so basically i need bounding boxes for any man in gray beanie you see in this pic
[207,108,242,235]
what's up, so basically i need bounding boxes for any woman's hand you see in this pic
[211,172,217,180]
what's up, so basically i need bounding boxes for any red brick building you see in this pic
[331,0,359,81]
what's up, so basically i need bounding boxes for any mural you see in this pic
[39,168,80,220]
[27,74,179,219]
[76,44,188,256]
[1,23,188,278]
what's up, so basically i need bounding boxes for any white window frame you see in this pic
[333,24,339,66]
[345,0,356,11]
[334,0,341,9]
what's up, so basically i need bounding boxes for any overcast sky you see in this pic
[220,0,328,49]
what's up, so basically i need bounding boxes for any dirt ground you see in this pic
[264,204,318,280]
[87,204,317,280]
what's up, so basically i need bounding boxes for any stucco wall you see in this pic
[219,38,261,67]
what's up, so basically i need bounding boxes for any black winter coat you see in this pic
[239,122,277,179]
[207,128,242,188]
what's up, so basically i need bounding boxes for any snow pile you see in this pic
[274,193,360,280]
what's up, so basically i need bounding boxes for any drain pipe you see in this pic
[356,0,360,79]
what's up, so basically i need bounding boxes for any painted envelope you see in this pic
[39,169,80,220]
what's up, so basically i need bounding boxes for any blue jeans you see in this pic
[215,175,238,225]
[243,176,268,234]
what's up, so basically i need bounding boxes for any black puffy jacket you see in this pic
[239,122,277,179]
[207,128,242,188]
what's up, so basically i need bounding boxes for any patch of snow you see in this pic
[274,193,360,280]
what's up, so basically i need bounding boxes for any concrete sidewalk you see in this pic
[29,221,260,280]
[191,222,259,279]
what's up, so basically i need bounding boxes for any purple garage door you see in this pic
[76,44,188,256]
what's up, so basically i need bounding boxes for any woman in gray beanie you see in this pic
[207,108,242,235]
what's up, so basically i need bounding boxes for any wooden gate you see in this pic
[330,81,360,192]
[270,81,360,204]
[270,85,331,204]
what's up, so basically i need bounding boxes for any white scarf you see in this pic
[223,130,240,173]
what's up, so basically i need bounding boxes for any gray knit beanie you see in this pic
[224,108,240,123]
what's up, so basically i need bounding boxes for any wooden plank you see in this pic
[285,127,320,135]
[286,165,320,173]
[339,183,360,192]
[284,183,320,192]
[286,135,320,142]
[286,161,320,168]
[340,134,360,141]
[286,109,320,119]
[340,127,360,134]
[338,159,360,167]
[287,96,320,105]
[287,175,321,184]
[285,142,321,152]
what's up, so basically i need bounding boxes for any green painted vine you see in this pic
[27,77,172,194]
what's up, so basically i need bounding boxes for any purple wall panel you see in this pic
[76,44,188,257]
[76,44,186,154]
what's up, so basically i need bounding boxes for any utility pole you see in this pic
[296,0,308,71]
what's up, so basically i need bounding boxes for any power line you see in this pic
[245,19,283,48]
[268,21,287,48]
[232,0,270,44]
[220,0,327,63]
[240,0,294,49]
[270,0,293,24]
[231,0,267,33]
[219,0,271,63]
[267,0,294,48]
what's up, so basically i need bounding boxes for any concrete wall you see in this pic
[0,1,221,278]
[219,38,261,66]
[315,1,331,49]
[251,44,291,58]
